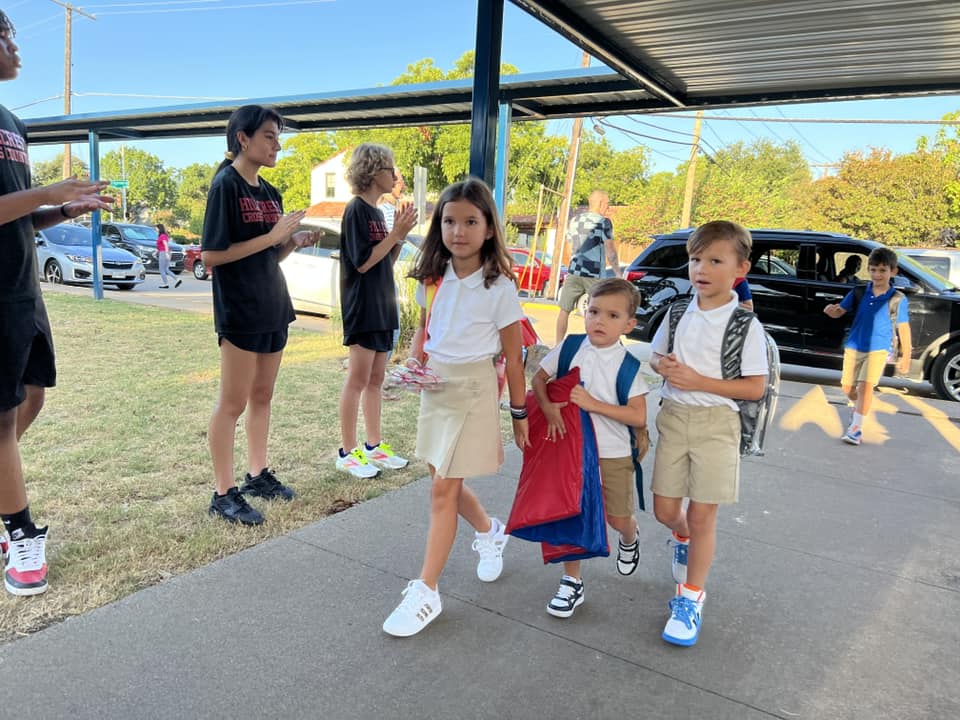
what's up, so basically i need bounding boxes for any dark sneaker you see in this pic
[209,487,265,525]
[546,576,584,618]
[4,526,49,596]
[240,468,295,501]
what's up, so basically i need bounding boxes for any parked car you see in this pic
[509,247,553,296]
[184,245,210,280]
[899,247,960,287]
[35,223,146,290]
[280,219,422,316]
[101,222,185,274]
[624,228,960,401]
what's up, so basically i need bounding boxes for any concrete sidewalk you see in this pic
[1,381,958,719]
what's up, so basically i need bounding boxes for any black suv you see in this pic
[624,229,960,402]
[101,223,184,274]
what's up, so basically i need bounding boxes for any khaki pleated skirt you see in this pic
[416,357,503,479]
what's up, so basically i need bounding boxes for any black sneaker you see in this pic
[239,468,295,501]
[546,576,585,618]
[209,487,265,525]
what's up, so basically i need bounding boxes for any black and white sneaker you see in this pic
[546,576,584,618]
[616,536,640,576]
[240,468,295,501]
[209,487,265,525]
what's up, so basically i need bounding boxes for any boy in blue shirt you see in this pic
[824,247,911,445]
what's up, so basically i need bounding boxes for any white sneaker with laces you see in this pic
[382,579,442,637]
[362,442,409,469]
[662,584,705,646]
[4,527,49,597]
[472,517,508,582]
[335,447,380,479]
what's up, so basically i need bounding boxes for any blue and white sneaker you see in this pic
[841,426,862,446]
[669,533,689,584]
[662,584,704,647]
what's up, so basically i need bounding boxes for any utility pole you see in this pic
[680,110,703,228]
[48,1,96,179]
[547,50,592,300]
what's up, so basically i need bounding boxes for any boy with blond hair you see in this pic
[534,278,649,618]
[649,221,768,646]
[824,247,911,445]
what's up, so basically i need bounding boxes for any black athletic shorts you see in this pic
[0,297,57,412]
[343,330,394,353]
[218,329,288,354]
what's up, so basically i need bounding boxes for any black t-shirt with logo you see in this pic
[339,196,398,335]
[201,165,295,334]
[0,106,39,303]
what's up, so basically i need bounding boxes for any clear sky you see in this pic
[5,0,960,178]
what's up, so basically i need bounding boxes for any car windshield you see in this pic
[123,226,158,241]
[43,225,92,246]
[896,251,956,291]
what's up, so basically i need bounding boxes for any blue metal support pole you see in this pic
[494,100,511,221]
[88,130,103,300]
[469,0,504,186]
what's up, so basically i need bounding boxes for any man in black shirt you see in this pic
[0,11,112,596]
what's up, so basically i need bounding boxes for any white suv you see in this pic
[900,248,960,286]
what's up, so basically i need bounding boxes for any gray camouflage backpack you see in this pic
[667,297,781,456]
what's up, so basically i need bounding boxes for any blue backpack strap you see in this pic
[615,350,646,512]
[557,334,586,379]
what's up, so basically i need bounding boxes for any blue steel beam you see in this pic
[88,130,103,301]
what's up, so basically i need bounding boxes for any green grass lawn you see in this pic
[1,293,456,643]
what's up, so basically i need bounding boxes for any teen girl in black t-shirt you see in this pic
[200,105,316,525]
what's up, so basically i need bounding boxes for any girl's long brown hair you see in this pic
[408,177,516,289]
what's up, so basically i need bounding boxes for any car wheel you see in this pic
[931,344,960,402]
[45,260,64,284]
[114,283,135,291]
[193,261,207,280]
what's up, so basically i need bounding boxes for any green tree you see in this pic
[691,139,811,228]
[100,147,178,220]
[922,110,960,228]
[573,132,650,206]
[260,132,337,210]
[174,162,219,235]
[804,148,953,246]
[31,153,88,187]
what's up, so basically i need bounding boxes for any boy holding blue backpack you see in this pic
[649,221,769,647]
[532,279,649,619]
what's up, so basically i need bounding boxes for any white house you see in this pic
[310,150,352,206]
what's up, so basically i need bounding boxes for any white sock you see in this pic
[851,413,864,429]
[485,517,500,535]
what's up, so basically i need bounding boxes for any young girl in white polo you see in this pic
[382,177,529,638]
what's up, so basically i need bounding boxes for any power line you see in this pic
[664,113,960,126]
[773,105,832,163]
[92,0,334,15]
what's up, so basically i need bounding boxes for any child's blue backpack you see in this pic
[557,334,648,511]
[666,298,781,457]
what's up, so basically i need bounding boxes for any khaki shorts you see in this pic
[652,400,740,504]
[599,456,636,518]
[841,348,887,388]
[558,274,600,312]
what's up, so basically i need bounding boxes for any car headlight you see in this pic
[64,253,91,264]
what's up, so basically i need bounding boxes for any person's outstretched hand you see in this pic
[394,201,418,238]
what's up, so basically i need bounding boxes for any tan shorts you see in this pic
[558,274,600,312]
[599,456,636,518]
[652,400,740,504]
[841,349,887,388]
[415,358,503,479]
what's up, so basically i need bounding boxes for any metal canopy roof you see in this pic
[509,0,960,108]
[23,0,960,146]
[23,69,650,146]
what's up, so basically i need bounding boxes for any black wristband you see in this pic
[510,407,528,420]
[59,203,71,219]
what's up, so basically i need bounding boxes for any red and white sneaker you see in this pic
[4,526,48,597]
[1,530,9,566]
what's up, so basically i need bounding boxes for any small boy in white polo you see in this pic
[649,220,768,647]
